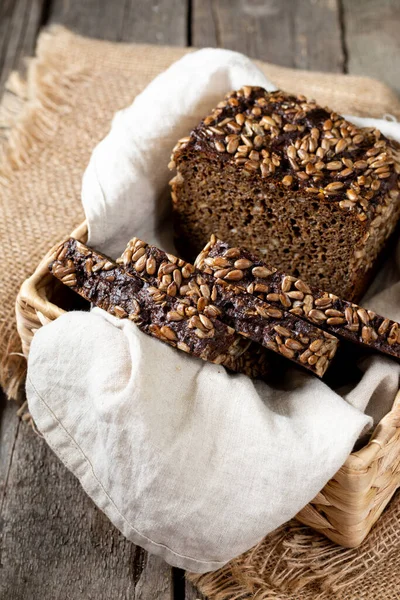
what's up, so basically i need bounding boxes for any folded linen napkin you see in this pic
[26,49,400,573]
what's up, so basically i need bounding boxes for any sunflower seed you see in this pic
[134,254,147,272]
[299,349,313,363]
[295,280,311,294]
[357,308,370,325]
[274,325,291,337]
[214,256,231,267]
[326,317,345,325]
[325,309,343,317]
[361,326,373,343]
[200,314,214,330]
[279,293,291,308]
[388,324,399,345]
[281,276,293,292]
[308,309,327,321]
[266,307,283,318]
[255,283,269,293]
[378,319,390,335]
[92,260,106,273]
[182,265,194,279]
[225,269,244,281]
[234,258,253,269]
[316,356,328,375]
[214,268,231,279]
[75,241,90,256]
[85,258,93,274]
[287,291,304,300]
[223,248,240,259]
[132,247,146,261]
[114,306,128,318]
[309,339,323,352]
[315,297,332,308]
[172,269,182,288]
[167,311,183,321]
[146,256,156,275]
[325,181,344,192]
[326,161,343,170]
[252,266,272,278]
[160,326,177,341]
[61,274,77,287]
[285,338,303,351]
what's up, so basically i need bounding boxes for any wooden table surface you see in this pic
[1,1,399,599]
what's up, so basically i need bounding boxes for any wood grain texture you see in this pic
[185,580,206,599]
[192,0,344,72]
[49,0,129,41]
[0,0,46,97]
[0,1,186,598]
[343,0,400,94]
[49,0,188,45]
[0,397,20,512]
[0,422,174,600]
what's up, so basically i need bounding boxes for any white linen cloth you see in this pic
[26,49,400,573]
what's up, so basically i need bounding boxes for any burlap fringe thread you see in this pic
[0,29,90,399]
[189,507,400,599]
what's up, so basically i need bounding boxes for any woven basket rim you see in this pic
[18,220,88,320]
[16,219,400,473]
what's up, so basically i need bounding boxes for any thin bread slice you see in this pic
[195,235,400,360]
[118,237,339,377]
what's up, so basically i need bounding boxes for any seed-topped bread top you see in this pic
[170,87,400,223]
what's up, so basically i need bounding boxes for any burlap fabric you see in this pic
[1,26,400,599]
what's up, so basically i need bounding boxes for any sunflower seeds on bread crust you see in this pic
[118,237,339,377]
[49,238,271,378]
[195,235,400,360]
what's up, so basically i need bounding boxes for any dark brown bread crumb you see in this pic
[195,235,400,360]
[49,238,271,379]
[118,237,339,377]
[169,87,400,302]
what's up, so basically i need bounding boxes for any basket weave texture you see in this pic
[16,220,400,549]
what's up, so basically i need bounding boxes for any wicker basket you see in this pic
[16,221,400,548]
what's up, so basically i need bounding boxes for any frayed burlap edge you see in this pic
[0,26,90,399]
[188,493,400,600]
[0,27,91,184]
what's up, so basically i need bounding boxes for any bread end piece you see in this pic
[170,87,400,302]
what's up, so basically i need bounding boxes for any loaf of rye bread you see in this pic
[169,87,400,302]
[118,237,339,377]
[195,235,400,360]
[49,239,272,379]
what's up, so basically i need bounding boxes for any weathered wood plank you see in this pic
[135,555,175,600]
[185,580,206,599]
[185,3,345,596]
[1,1,187,598]
[0,396,20,509]
[192,0,344,72]
[49,0,188,45]
[49,0,128,41]
[343,0,400,94]
[0,423,174,599]
[120,0,188,45]
[0,0,46,97]
[292,0,344,72]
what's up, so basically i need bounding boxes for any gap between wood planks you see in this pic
[337,0,349,73]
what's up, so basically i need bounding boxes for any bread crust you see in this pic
[170,87,400,301]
